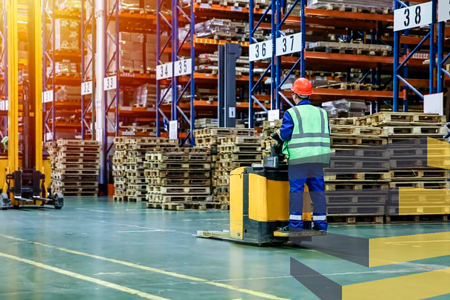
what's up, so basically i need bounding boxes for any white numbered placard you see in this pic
[229,107,236,118]
[394,2,433,32]
[0,100,8,110]
[276,33,302,57]
[424,93,444,115]
[249,40,273,62]
[169,120,178,140]
[104,76,117,91]
[81,81,93,95]
[175,59,192,77]
[157,62,173,80]
[42,90,53,103]
[268,109,280,122]
[438,0,450,22]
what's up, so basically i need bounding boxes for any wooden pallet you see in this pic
[147,201,228,211]
[222,153,262,161]
[388,148,450,158]
[330,137,387,147]
[146,178,211,186]
[333,148,389,159]
[385,214,449,223]
[325,172,391,182]
[390,169,450,181]
[326,182,389,191]
[218,145,262,153]
[329,118,357,126]
[390,158,450,169]
[383,126,446,137]
[307,41,391,56]
[159,186,211,195]
[389,181,450,189]
[144,169,211,179]
[330,125,385,136]
[356,112,446,127]
[327,193,387,204]
[154,162,211,170]
[327,215,385,224]
[330,159,390,170]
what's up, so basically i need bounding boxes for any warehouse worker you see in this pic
[276,78,331,232]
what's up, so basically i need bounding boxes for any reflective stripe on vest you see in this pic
[282,105,331,165]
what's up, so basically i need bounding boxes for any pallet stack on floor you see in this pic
[355,112,449,223]
[327,118,390,223]
[112,137,178,202]
[145,148,217,210]
[260,119,283,162]
[46,140,100,197]
[215,129,261,203]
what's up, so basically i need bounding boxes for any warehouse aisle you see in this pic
[0,198,449,300]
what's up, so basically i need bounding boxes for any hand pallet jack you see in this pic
[0,0,63,210]
[197,133,326,245]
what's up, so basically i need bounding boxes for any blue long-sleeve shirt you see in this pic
[279,100,312,141]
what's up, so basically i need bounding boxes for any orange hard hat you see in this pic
[291,78,313,96]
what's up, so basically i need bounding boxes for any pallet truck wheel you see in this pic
[54,193,64,210]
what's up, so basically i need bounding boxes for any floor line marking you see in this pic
[0,234,290,300]
[0,251,168,300]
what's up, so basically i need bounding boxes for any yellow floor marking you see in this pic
[343,267,450,300]
[0,234,290,300]
[369,231,450,267]
[0,251,168,300]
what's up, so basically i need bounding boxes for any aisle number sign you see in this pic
[249,40,273,62]
[169,120,178,140]
[81,81,93,95]
[438,0,450,22]
[394,2,432,32]
[175,59,192,77]
[157,62,173,80]
[42,90,53,103]
[276,33,302,57]
[250,33,303,61]
[104,76,117,91]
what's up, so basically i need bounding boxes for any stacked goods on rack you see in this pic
[47,140,100,197]
[355,112,449,222]
[307,0,393,14]
[112,137,178,201]
[307,41,392,57]
[55,86,81,101]
[214,129,260,203]
[55,19,80,52]
[261,119,283,161]
[145,148,216,210]
[197,53,265,76]
[133,83,157,108]
[327,117,390,223]
[195,118,218,129]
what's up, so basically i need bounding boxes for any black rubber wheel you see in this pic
[54,206,63,210]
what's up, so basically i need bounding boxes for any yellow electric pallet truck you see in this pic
[0,0,63,210]
[197,134,326,245]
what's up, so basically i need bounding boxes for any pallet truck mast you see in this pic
[0,0,63,210]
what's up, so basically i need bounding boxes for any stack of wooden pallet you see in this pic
[46,139,100,197]
[195,118,218,129]
[356,112,449,222]
[327,117,390,223]
[215,129,260,203]
[112,137,178,201]
[145,147,217,210]
[260,119,283,162]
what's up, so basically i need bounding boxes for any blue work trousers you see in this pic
[288,163,328,231]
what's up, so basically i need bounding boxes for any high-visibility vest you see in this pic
[282,105,331,165]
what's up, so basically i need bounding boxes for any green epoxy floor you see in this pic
[0,197,449,300]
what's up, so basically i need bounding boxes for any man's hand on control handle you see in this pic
[270,131,282,143]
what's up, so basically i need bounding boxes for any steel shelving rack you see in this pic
[248,0,403,122]
[437,10,450,93]
[156,0,256,142]
[81,0,95,139]
[102,0,158,183]
[393,0,437,112]
[42,1,82,141]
